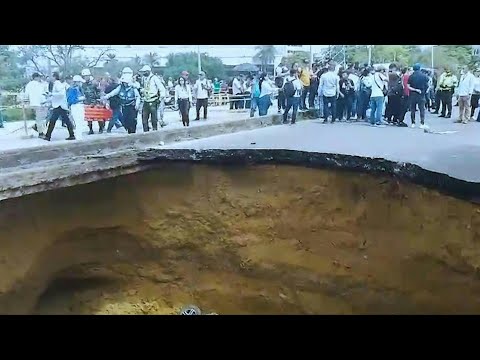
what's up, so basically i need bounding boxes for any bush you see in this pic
[1,107,35,122]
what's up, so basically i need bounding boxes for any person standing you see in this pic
[175,77,193,127]
[358,67,372,121]
[249,73,260,118]
[105,77,123,133]
[139,65,166,131]
[43,72,75,141]
[81,68,103,135]
[368,65,388,126]
[66,75,86,132]
[275,60,289,113]
[194,71,212,121]
[319,63,340,124]
[230,75,243,110]
[471,69,480,121]
[436,67,458,118]
[257,73,273,116]
[456,65,475,124]
[407,63,429,129]
[282,69,303,124]
[338,72,354,121]
[348,69,360,120]
[386,69,403,125]
[24,73,48,138]
[104,74,141,134]
[298,59,311,111]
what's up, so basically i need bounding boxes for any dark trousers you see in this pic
[400,95,410,121]
[230,94,244,109]
[471,94,479,118]
[323,96,337,121]
[301,85,310,110]
[386,94,402,122]
[359,91,370,120]
[352,92,359,118]
[283,96,300,124]
[122,105,137,134]
[196,98,208,119]
[258,95,271,116]
[439,90,453,116]
[337,94,354,120]
[309,84,318,108]
[87,120,105,132]
[142,101,159,132]
[45,106,74,139]
[178,98,190,126]
[410,92,426,124]
[277,90,286,111]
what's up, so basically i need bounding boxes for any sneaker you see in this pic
[194,118,200,121]
[88,130,94,135]
[38,133,45,139]
[454,119,462,123]
[411,123,416,128]
[446,115,451,118]
[32,124,38,133]
[419,124,427,129]
[397,122,408,127]
[65,136,76,140]
[106,130,111,133]
[462,120,469,124]
[42,136,51,141]
[438,114,445,118]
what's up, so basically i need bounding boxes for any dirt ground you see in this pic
[1,164,480,314]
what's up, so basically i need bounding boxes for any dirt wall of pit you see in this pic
[1,164,480,314]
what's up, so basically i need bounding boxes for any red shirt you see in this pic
[402,74,410,96]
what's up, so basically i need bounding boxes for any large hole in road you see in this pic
[1,163,480,314]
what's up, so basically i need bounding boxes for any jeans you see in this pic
[0,110,4,128]
[283,96,300,124]
[359,91,371,120]
[178,98,190,126]
[107,108,123,132]
[309,83,318,108]
[323,96,337,121]
[196,98,208,119]
[258,95,271,116]
[351,92,359,118]
[369,96,385,125]
[410,92,426,124]
[301,85,310,110]
[250,97,259,117]
[338,94,354,120]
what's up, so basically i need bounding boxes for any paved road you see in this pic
[0,105,271,152]
[165,109,480,182]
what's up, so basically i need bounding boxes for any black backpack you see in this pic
[284,79,296,98]
[275,76,284,88]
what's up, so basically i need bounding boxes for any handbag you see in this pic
[374,74,388,96]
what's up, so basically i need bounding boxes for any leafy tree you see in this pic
[0,46,27,91]
[102,53,123,77]
[143,52,159,67]
[281,51,310,67]
[163,52,225,80]
[253,45,276,72]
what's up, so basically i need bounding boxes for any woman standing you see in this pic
[175,77,193,126]
[257,73,274,116]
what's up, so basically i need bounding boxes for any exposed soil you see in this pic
[1,164,480,314]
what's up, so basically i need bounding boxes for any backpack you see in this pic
[284,79,296,98]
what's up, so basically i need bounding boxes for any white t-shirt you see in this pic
[51,80,68,110]
[473,77,480,93]
[348,73,360,92]
[320,71,340,98]
[284,76,302,97]
[232,78,243,95]
[370,72,388,98]
[194,79,211,99]
[24,80,46,107]
[259,79,274,98]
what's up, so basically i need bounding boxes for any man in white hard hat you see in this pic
[193,71,212,120]
[81,68,104,134]
[104,74,141,134]
[139,65,167,131]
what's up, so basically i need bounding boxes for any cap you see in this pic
[413,63,421,71]
[81,69,91,76]
[140,65,152,72]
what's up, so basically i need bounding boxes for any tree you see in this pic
[163,52,225,80]
[253,45,276,72]
[18,45,112,76]
[102,53,123,77]
[143,52,159,67]
[0,46,27,91]
[281,51,310,67]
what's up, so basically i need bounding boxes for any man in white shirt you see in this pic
[319,63,340,123]
[275,60,289,113]
[139,65,167,131]
[194,71,212,121]
[457,65,476,123]
[24,72,48,138]
[369,66,388,126]
[348,70,360,119]
[43,72,75,141]
[231,75,243,109]
[282,69,303,125]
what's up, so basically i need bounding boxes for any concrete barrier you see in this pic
[0,114,282,170]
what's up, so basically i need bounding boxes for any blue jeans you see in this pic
[0,110,4,128]
[107,108,123,131]
[258,95,271,116]
[369,96,385,125]
[283,96,300,123]
[250,97,259,117]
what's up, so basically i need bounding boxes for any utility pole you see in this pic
[368,45,373,66]
[197,45,201,73]
[310,45,313,67]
